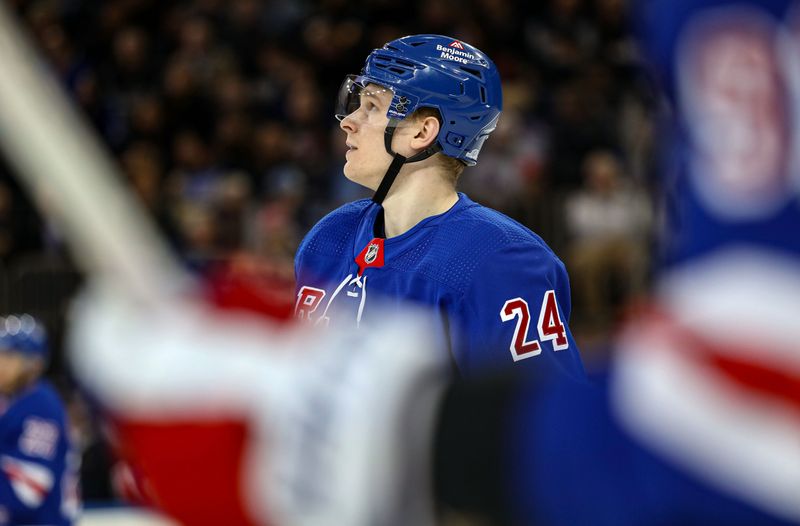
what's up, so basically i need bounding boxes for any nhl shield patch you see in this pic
[355,238,385,276]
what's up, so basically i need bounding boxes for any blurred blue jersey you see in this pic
[295,194,585,380]
[508,362,798,526]
[0,380,78,526]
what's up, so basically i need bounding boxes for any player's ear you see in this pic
[409,115,440,151]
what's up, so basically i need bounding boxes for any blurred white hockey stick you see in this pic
[0,3,189,304]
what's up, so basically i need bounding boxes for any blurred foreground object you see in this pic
[69,285,445,526]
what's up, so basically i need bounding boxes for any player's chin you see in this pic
[342,162,355,181]
[343,163,379,191]
[342,163,363,184]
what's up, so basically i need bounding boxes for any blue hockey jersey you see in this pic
[294,193,585,380]
[0,380,78,526]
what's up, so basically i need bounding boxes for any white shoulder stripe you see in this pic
[656,248,800,372]
[1,455,54,508]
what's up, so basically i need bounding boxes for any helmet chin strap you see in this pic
[371,118,442,205]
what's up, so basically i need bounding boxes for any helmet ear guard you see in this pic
[461,112,501,164]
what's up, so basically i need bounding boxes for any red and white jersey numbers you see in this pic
[538,290,569,351]
[500,290,568,361]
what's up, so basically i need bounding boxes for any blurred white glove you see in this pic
[69,283,448,526]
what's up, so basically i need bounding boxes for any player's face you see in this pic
[339,83,395,189]
[0,351,30,395]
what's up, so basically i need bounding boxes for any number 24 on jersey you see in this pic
[500,290,568,361]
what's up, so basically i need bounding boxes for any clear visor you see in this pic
[334,74,393,121]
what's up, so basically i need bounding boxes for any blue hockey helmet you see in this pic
[335,35,503,204]
[336,34,502,165]
[0,314,49,362]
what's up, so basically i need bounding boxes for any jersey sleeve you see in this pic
[294,224,316,295]
[0,394,69,523]
[450,243,586,381]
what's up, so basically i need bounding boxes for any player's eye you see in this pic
[358,96,378,113]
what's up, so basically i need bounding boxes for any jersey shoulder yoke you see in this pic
[299,199,371,258]
[391,203,558,295]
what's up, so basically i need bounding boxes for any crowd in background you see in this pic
[0,0,658,503]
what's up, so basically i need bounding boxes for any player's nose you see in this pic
[339,111,357,133]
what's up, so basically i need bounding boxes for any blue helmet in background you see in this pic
[0,314,49,362]
[337,34,503,166]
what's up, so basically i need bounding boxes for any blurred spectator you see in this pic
[525,0,596,82]
[167,130,222,202]
[214,171,252,252]
[162,56,214,136]
[565,149,651,335]
[173,202,219,271]
[121,142,164,211]
[213,111,254,172]
[0,177,46,264]
[173,13,237,87]
[547,77,618,188]
[65,390,113,501]
[108,26,156,92]
[126,92,167,150]
[592,0,639,76]
[461,104,548,213]
[251,120,306,199]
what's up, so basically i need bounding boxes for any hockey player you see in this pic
[294,35,585,379]
[0,315,78,526]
